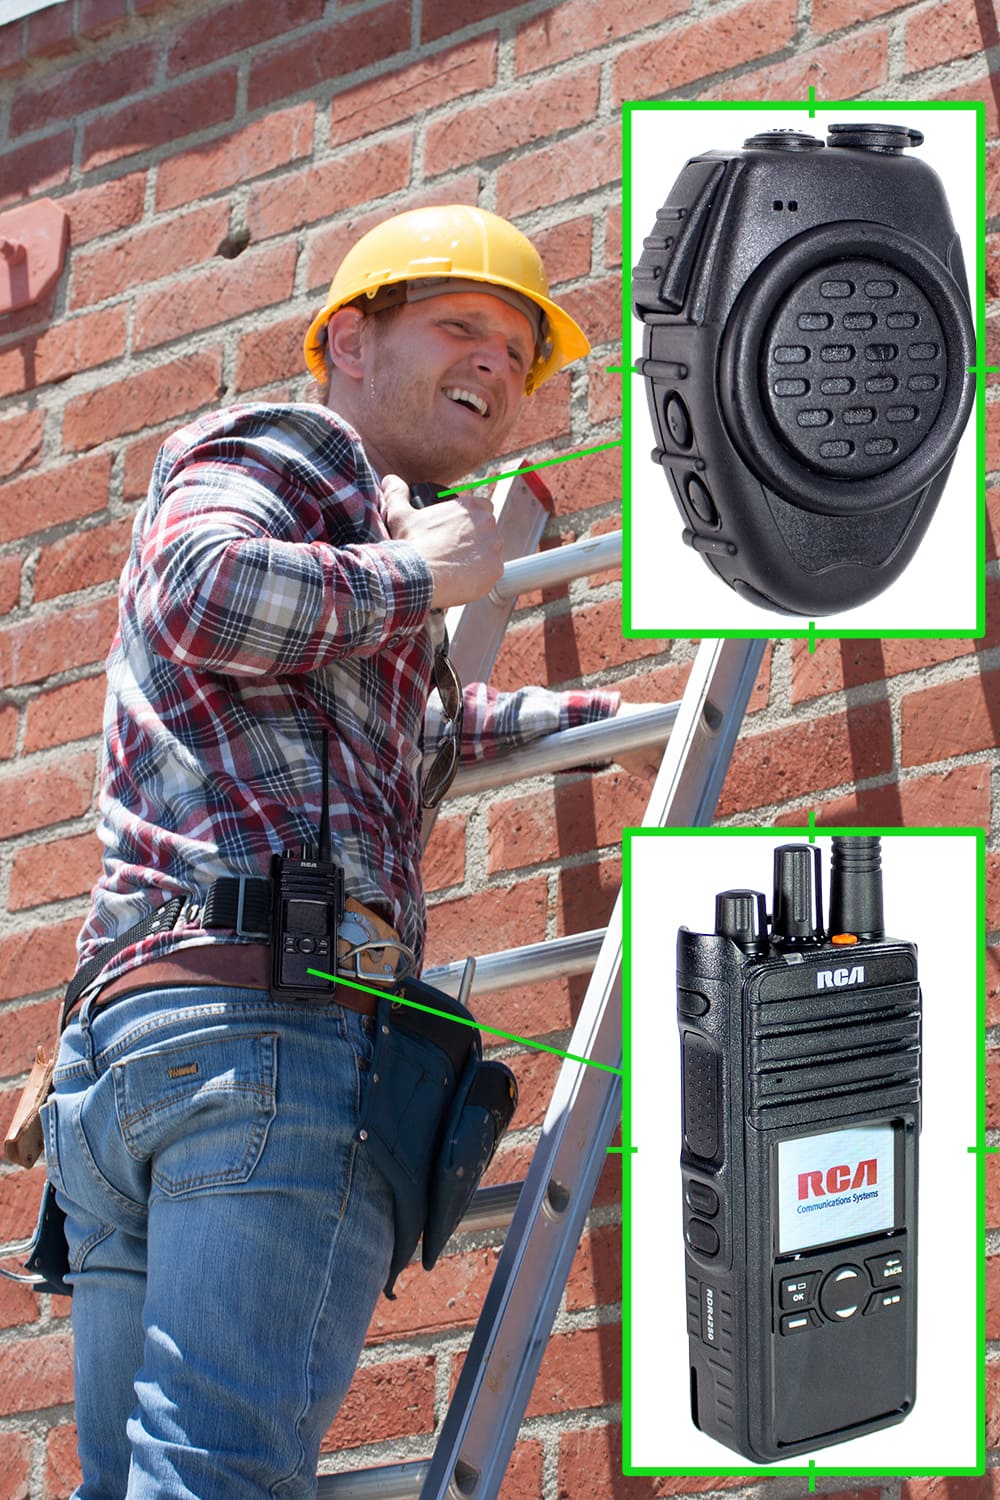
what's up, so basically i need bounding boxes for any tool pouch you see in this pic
[3,1046,55,1169]
[358,977,516,1297]
[24,1179,72,1298]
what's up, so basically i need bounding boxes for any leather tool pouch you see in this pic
[358,977,517,1297]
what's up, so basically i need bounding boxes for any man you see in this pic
[44,205,632,1499]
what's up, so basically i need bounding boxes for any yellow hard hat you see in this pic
[304,204,590,395]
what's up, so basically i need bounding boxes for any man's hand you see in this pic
[383,474,504,610]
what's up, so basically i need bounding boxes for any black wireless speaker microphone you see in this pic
[676,837,920,1460]
[632,123,975,615]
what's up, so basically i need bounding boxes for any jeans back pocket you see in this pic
[113,1032,278,1197]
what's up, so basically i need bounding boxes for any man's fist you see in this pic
[383,474,504,610]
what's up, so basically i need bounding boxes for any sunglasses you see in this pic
[422,646,464,810]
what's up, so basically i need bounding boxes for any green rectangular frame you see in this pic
[621,822,987,1482]
[622,95,988,645]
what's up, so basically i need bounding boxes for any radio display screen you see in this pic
[776,1122,897,1253]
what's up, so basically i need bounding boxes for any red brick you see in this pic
[425,64,600,176]
[247,0,410,112]
[557,854,621,936]
[83,69,239,172]
[0,129,73,209]
[499,1441,543,1500]
[0,1150,46,1241]
[328,35,496,148]
[368,1245,498,1343]
[989,1149,1000,1230]
[24,675,106,754]
[516,0,688,74]
[0,306,127,398]
[471,975,581,1050]
[934,73,998,138]
[422,811,466,892]
[59,171,147,247]
[0,21,23,76]
[527,1325,620,1417]
[421,0,520,43]
[133,242,298,351]
[0,916,79,1007]
[9,828,100,906]
[901,669,1000,768]
[702,27,888,100]
[990,1253,1000,1341]
[0,408,44,483]
[0,748,96,837]
[589,367,621,425]
[542,444,621,519]
[558,1425,753,1497]
[168,0,323,75]
[303,176,481,294]
[0,997,59,1080]
[10,42,158,136]
[989,854,1000,933]
[424,878,547,968]
[989,1359,1000,1450]
[0,453,111,546]
[777,763,992,831]
[566,1223,621,1312]
[155,102,316,214]
[492,599,661,694]
[532,216,592,288]
[989,1050,1000,1130]
[62,350,224,452]
[488,768,657,875]
[321,1354,434,1449]
[0,702,17,760]
[25,2,75,57]
[814,0,906,30]
[612,0,798,102]
[34,516,132,604]
[989,233,1000,302]
[79,0,129,36]
[0,556,21,616]
[718,702,895,816]
[0,1271,40,1331]
[0,1431,31,1500]
[71,201,231,309]
[497,121,621,219]
[233,314,311,395]
[902,1478,1000,1500]
[499,370,574,459]
[905,0,987,73]
[247,134,412,244]
[792,633,981,703]
[989,946,1000,1028]
[44,1424,82,1500]
[123,429,169,502]
[0,1330,74,1415]
[0,596,118,688]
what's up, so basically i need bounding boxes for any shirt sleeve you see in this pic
[425,682,622,764]
[132,416,433,677]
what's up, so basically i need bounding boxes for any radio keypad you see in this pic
[776,1244,903,1334]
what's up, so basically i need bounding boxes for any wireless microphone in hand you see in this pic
[632,123,975,615]
[676,836,920,1460]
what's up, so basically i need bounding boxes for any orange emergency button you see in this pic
[831,933,859,945]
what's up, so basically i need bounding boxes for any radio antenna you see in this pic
[829,835,884,939]
[318,728,331,863]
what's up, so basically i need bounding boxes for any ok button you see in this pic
[819,1264,864,1322]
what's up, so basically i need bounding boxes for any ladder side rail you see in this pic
[417,637,765,1500]
[487,530,621,602]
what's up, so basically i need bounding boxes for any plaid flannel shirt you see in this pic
[77,402,619,981]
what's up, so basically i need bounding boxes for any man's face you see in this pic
[337,291,535,484]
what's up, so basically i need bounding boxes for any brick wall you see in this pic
[0,0,995,1496]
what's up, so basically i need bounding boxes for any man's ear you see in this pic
[326,306,368,382]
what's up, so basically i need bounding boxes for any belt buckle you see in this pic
[337,911,415,987]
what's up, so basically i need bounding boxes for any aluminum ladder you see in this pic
[315,472,765,1498]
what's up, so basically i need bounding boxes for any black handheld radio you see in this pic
[632,123,975,616]
[676,836,921,1460]
[269,728,345,1001]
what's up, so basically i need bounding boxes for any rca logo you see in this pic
[816,965,865,989]
[798,1158,878,1200]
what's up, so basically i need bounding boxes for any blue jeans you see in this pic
[42,985,395,1500]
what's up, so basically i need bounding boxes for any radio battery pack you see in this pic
[632,122,975,616]
[676,836,920,1461]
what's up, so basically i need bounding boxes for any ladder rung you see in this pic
[315,1460,429,1499]
[422,928,605,996]
[488,530,621,602]
[447,699,680,796]
[462,1181,521,1232]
